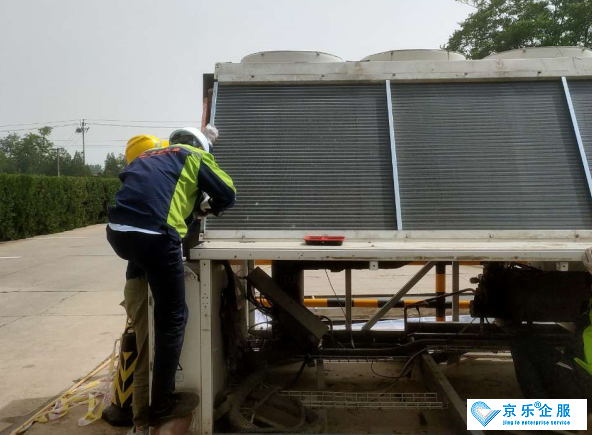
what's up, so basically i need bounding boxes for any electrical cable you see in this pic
[85,118,199,123]
[251,321,272,329]
[241,276,275,318]
[0,123,78,133]
[59,130,79,150]
[89,122,181,129]
[324,270,347,319]
[0,119,80,128]
[372,348,428,396]
[324,270,355,348]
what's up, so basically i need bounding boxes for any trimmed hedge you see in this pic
[0,174,120,240]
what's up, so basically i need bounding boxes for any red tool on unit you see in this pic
[303,236,345,246]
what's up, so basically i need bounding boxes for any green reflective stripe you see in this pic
[575,306,592,376]
[166,152,201,238]
[200,151,236,193]
[177,144,235,193]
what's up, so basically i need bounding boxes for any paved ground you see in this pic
[0,224,481,434]
[0,225,127,432]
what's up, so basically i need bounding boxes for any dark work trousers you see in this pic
[106,226,188,409]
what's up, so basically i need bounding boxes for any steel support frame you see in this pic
[435,263,446,322]
[452,261,460,322]
[210,81,219,126]
[419,353,485,435]
[345,269,352,331]
[562,76,592,203]
[361,261,437,330]
[203,81,219,235]
[385,80,403,230]
[200,260,213,435]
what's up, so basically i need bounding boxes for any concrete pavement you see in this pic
[0,225,127,432]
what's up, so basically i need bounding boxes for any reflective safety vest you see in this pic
[109,144,235,240]
[575,300,592,376]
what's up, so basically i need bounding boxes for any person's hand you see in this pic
[197,195,212,217]
[583,248,592,275]
[202,124,219,146]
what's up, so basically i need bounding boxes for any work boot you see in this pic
[148,392,199,427]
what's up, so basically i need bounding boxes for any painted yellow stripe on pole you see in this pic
[353,299,379,308]
[255,260,272,266]
[304,298,327,307]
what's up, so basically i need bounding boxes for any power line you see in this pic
[63,135,80,150]
[86,118,199,123]
[59,130,78,149]
[80,145,125,148]
[0,119,80,128]
[0,120,199,134]
[0,123,78,133]
[89,122,183,129]
[52,139,127,142]
[0,118,198,128]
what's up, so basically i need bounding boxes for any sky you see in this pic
[0,0,471,166]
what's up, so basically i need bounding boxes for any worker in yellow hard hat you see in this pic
[104,134,168,433]
[107,124,233,430]
[125,135,167,165]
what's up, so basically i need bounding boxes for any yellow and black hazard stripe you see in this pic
[111,328,138,409]
[256,297,470,309]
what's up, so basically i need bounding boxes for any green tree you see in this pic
[0,133,19,173]
[0,127,95,176]
[446,0,592,59]
[87,164,103,176]
[0,128,54,174]
[103,153,126,177]
[66,151,91,177]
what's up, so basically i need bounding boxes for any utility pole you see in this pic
[55,147,64,177]
[75,119,89,165]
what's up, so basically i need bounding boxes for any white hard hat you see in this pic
[169,127,211,153]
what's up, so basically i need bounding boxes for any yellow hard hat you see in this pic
[125,135,163,164]
[161,139,169,148]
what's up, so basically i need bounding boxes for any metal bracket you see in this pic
[345,269,352,331]
[386,80,403,230]
[210,81,219,126]
[362,261,436,330]
[562,77,592,203]
[452,261,460,321]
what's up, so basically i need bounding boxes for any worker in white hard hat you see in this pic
[106,124,235,432]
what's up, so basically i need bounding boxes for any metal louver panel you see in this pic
[208,85,397,231]
[391,81,592,230]
[567,80,592,179]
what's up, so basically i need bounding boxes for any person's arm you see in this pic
[197,152,236,216]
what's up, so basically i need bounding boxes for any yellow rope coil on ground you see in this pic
[11,338,120,435]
